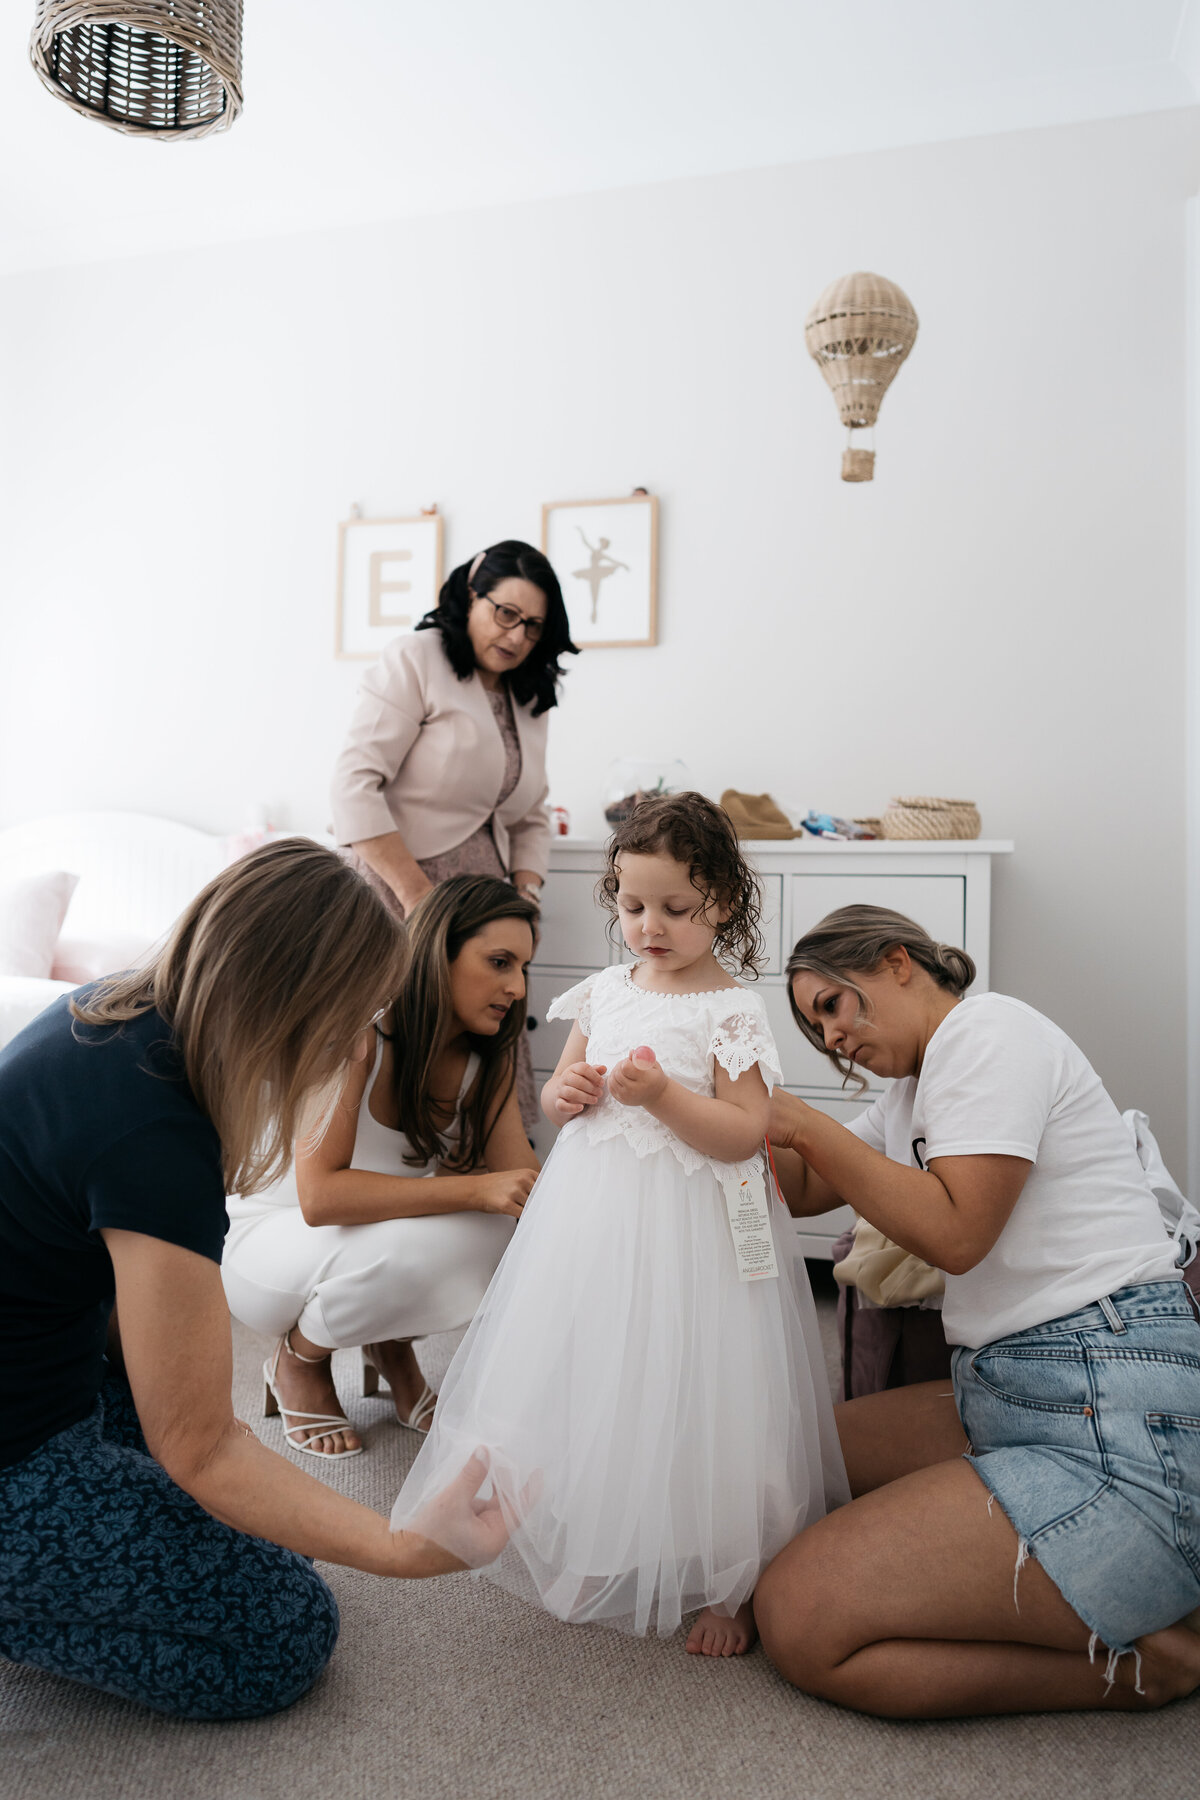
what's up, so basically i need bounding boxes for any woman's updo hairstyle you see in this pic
[416,539,578,716]
[786,904,975,1090]
[598,791,764,976]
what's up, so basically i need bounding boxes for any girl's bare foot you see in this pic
[268,1329,361,1457]
[363,1338,437,1431]
[685,1600,757,1657]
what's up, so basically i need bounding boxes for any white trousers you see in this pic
[221,1201,515,1350]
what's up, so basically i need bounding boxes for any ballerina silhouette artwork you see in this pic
[572,528,629,624]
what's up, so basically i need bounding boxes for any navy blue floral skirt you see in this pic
[0,1373,339,1720]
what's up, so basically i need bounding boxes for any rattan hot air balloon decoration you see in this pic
[805,272,918,482]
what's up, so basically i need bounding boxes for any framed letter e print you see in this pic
[541,492,658,648]
[336,514,444,660]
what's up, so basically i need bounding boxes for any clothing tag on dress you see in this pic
[719,1167,779,1282]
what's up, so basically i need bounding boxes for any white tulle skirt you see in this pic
[390,1127,849,1637]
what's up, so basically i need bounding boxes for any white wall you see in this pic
[1,108,1196,1172]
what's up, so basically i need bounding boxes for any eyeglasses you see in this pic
[481,596,544,642]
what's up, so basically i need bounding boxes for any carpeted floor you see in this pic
[2,1266,1195,1800]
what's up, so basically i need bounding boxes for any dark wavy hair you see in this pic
[785,904,976,1092]
[415,539,578,716]
[384,874,539,1170]
[597,792,764,976]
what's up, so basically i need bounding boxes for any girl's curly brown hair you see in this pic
[598,791,764,976]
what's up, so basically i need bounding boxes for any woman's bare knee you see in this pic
[754,1535,840,1690]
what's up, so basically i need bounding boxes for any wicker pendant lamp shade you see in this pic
[805,272,918,482]
[30,2,243,139]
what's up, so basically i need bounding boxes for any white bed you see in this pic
[0,811,230,1051]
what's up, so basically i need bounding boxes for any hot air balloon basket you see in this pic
[842,446,876,482]
[880,798,981,841]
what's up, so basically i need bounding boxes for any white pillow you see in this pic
[0,870,80,977]
[51,935,150,985]
[0,974,79,1053]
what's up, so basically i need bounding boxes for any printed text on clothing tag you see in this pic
[719,1167,779,1282]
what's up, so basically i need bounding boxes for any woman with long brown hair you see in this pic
[0,841,511,1722]
[221,874,540,1459]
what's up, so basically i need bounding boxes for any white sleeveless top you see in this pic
[350,1031,481,1179]
[229,1033,481,1214]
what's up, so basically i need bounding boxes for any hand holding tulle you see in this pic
[392,1452,512,1574]
[609,1045,668,1109]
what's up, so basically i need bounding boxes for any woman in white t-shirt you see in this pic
[755,904,1200,1718]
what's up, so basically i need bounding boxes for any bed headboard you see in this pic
[0,811,229,945]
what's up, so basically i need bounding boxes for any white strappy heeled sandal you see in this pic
[361,1344,438,1433]
[263,1331,364,1459]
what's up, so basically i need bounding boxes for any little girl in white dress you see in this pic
[391,792,848,1653]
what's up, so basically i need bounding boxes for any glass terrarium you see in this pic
[602,758,692,826]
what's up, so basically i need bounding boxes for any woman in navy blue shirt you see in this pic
[0,840,511,1721]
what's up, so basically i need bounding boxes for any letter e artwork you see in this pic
[336,513,444,659]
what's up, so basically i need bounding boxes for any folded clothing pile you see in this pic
[718,791,982,843]
[718,791,798,839]
[719,793,881,841]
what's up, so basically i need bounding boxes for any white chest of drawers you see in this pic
[526,837,1013,1256]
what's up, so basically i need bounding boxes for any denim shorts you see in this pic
[952,1279,1200,1653]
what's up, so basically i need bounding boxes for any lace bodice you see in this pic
[546,963,783,1177]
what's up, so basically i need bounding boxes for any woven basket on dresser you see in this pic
[29,1,243,138]
[880,797,981,841]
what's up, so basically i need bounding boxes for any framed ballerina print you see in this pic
[541,492,658,649]
[335,513,444,660]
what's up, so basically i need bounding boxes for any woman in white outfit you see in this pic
[222,875,540,1458]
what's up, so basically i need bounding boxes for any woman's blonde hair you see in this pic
[70,838,406,1195]
[386,874,539,1169]
[786,904,975,1091]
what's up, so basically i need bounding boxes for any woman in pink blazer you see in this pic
[332,539,578,1127]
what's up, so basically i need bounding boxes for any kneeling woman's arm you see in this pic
[294,1054,538,1227]
[105,1229,508,1574]
[768,1089,1030,1275]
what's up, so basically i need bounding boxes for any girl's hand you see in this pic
[609,1045,668,1110]
[549,1061,607,1123]
[473,1168,537,1217]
